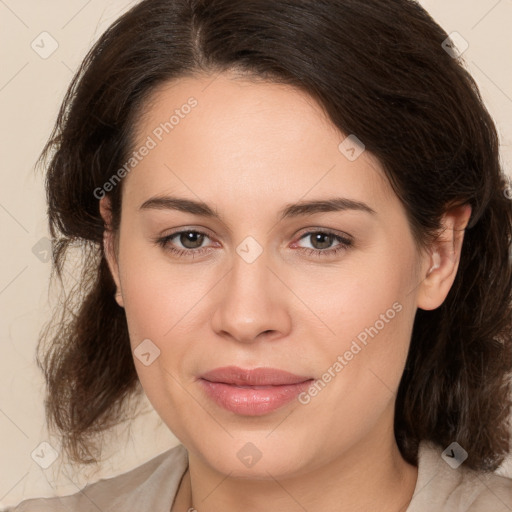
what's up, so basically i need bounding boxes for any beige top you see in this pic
[5,441,512,511]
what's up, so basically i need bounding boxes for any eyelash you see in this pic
[154,229,353,259]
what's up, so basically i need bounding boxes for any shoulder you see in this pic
[407,440,512,512]
[4,443,188,512]
[466,469,512,511]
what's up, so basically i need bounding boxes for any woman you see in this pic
[7,0,512,510]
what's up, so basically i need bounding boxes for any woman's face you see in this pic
[102,72,435,478]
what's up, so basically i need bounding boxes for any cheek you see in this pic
[296,231,417,347]
[115,235,206,426]
[116,223,211,341]
[296,231,418,400]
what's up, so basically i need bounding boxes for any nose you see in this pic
[210,246,292,344]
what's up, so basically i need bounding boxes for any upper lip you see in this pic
[200,366,313,386]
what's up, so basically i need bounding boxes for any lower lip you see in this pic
[199,378,314,416]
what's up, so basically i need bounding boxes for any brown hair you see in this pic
[37,0,512,471]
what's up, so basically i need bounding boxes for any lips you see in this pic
[198,366,315,416]
[200,366,313,386]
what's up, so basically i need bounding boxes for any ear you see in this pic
[416,203,472,311]
[99,196,124,308]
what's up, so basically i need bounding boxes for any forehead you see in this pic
[122,72,394,214]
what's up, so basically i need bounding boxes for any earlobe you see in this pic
[99,196,124,308]
[114,288,124,308]
[417,204,472,311]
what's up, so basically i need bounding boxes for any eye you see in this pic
[172,231,207,249]
[293,230,353,257]
[154,229,214,258]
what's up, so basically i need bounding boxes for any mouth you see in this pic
[200,365,313,386]
[198,366,315,415]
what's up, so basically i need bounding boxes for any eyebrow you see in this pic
[139,195,376,220]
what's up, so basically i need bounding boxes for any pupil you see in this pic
[181,232,204,249]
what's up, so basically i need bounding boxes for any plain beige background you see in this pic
[1,0,511,508]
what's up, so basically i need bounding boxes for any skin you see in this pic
[100,71,471,512]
